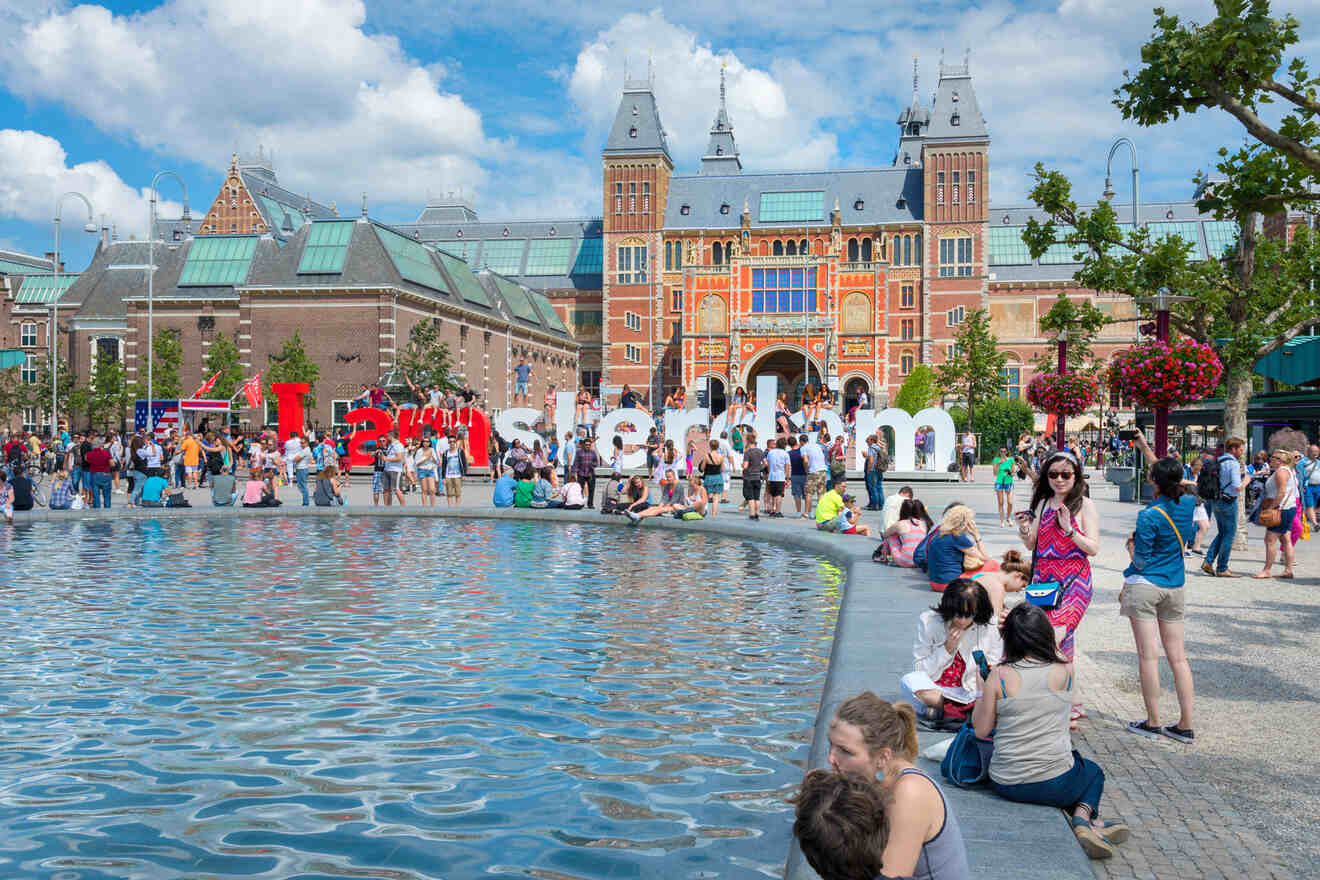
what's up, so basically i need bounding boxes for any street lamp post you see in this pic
[146,171,191,429]
[52,192,97,437]
[1055,329,1068,450]
[1136,287,1195,458]
[1103,137,1140,230]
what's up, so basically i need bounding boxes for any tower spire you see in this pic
[701,62,741,175]
[720,61,727,112]
[912,54,919,102]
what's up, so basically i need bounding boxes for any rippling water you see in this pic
[0,518,841,879]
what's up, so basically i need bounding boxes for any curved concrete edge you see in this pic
[11,503,1091,879]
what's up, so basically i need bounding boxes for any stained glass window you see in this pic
[750,267,818,313]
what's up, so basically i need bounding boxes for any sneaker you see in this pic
[1126,719,1162,739]
[1160,724,1194,744]
[626,511,640,524]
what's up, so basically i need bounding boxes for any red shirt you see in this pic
[84,447,113,473]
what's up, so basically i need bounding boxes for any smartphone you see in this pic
[972,650,991,680]
[1014,509,1034,522]
[1119,429,1138,442]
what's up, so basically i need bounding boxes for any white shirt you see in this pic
[561,481,585,506]
[143,443,163,468]
[802,441,828,474]
[283,437,303,461]
[962,433,976,452]
[384,440,406,473]
[766,448,790,482]
[912,608,1004,698]
[718,438,735,472]
[883,493,908,530]
[436,435,450,456]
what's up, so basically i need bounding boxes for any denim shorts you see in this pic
[417,468,437,480]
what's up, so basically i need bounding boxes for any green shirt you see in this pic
[815,489,845,524]
[514,479,536,508]
[994,457,1014,482]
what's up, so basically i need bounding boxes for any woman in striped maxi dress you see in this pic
[1017,450,1100,725]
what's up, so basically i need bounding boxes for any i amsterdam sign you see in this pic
[732,315,834,335]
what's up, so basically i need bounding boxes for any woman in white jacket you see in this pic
[900,578,1004,724]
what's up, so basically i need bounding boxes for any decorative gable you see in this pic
[200,154,267,236]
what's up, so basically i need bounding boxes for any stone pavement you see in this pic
[39,466,1319,878]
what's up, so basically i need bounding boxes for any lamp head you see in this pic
[1102,178,1115,201]
[83,223,98,234]
[182,205,192,222]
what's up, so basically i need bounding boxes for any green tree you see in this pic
[1024,0,1320,447]
[934,308,1007,431]
[894,363,938,414]
[0,366,32,428]
[202,332,245,402]
[146,328,183,399]
[265,331,321,410]
[83,350,132,431]
[396,320,458,391]
[1032,295,1111,374]
[30,356,78,429]
[974,397,1036,463]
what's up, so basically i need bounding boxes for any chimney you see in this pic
[100,215,111,250]
[44,251,64,273]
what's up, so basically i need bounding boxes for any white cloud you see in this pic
[567,10,840,173]
[0,0,490,212]
[0,129,182,240]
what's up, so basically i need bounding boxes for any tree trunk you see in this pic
[1229,212,1259,552]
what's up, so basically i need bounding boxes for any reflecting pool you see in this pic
[0,518,842,879]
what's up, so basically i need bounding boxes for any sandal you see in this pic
[1278,572,1296,580]
[1070,816,1114,859]
[1097,818,1130,845]
[1070,706,1088,721]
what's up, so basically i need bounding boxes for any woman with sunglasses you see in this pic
[1017,450,1099,726]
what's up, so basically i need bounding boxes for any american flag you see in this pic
[134,400,180,439]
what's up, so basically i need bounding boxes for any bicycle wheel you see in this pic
[31,483,46,507]
[28,466,44,487]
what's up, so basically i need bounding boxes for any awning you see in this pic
[1136,391,1320,427]
[1254,335,1320,386]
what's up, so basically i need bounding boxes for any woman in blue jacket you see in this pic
[1121,453,1197,744]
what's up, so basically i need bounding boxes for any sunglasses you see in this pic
[1047,470,1075,479]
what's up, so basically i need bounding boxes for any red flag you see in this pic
[191,371,221,398]
[241,372,263,410]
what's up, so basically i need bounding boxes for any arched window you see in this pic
[914,234,922,263]
[861,238,872,262]
[893,235,902,265]
[904,235,912,266]
[786,240,798,256]
[674,241,683,269]
[847,238,859,262]
[712,242,722,265]
[772,240,784,256]
[664,241,672,271]
[800,238,808,255]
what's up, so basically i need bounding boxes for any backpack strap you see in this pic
[1153,503,1185,549]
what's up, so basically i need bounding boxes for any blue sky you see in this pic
[0,0,1315,271]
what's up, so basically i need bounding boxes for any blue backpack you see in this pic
[940,720,994,788]
[913,529,938,572]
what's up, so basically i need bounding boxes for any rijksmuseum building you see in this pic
[0,60,1261,432]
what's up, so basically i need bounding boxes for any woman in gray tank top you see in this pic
[825,692,970,879]
[973,604,1129,860]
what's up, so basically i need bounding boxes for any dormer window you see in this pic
[952,91,960,103]
[903,154,912,165]
[951,113,960,126]
[908,123,920,136]
[715,146,723,155]
[719,203,730,215]
[503,227,510,236]
[632,104,639,116]
[629,126,638,138]
[854,198,864,211]
[680,204,691,216]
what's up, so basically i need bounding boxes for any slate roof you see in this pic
[664,168,924,230]
[603,81,671,161]
[154,161,337,244]
[924,63,988,142]
[416,201,479,224]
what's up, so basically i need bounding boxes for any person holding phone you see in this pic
[974,604,1128,861]
[900,578,1002,726]
[1017,449,1099,726]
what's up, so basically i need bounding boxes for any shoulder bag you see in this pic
[1024,503,1062,609]
[940,720,995,788]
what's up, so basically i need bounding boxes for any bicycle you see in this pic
[26,464,45,488]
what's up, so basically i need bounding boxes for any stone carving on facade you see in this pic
[685,240,697,266]
[728,240,740,259]
[830,226,841,256]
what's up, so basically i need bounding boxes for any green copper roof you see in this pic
[374,224,450,294]
[0,258,52,275]
[15,274,79,303]
[492,276,541,323]
[179,236,258,286]
[524,238,574,275]
[528,289,569,334]
[297,220,354,274]
[435,251,490,307]
[480,239,526,275]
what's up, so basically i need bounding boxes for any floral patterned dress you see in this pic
[1032,505,1093,661]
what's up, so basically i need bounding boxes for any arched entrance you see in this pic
[698,373,727,416]
[745,346,824,410]
[843,374,871,412]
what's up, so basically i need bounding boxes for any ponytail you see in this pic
[835,691,918,762]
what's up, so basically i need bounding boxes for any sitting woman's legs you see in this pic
[992,752,1105,820]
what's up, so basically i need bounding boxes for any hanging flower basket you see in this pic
[1026,371,1100,418]
[1109,340,1223,408]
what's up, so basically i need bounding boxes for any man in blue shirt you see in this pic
[1201,437,1245,577]
[511,358,532,406]
[492,472,518,508]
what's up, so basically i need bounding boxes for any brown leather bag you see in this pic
[1259,504,1282,528]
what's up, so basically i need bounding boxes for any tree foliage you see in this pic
[1033,295,1111,374]
[34,356,78,429]
[0,366,33,428]
[265,331,321,410]
[145,328,183,400]
[934,308,1007,431]
[975,397,1036,463]
[894,363,938,415]
[395,320,458,391]
[202,332,244,402]
[83,350,132,431]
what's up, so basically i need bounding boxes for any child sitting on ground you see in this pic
[833,493,872,536]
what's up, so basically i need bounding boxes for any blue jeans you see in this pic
[865,470,883,509]
[295,468,309,506]
[128,470,147,506]
[991,751,1106,819]
[71,468,83,492]
[1206,497,1238,572]
[91,472,112,508]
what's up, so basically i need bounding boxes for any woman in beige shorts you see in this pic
[441,442,466,506]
